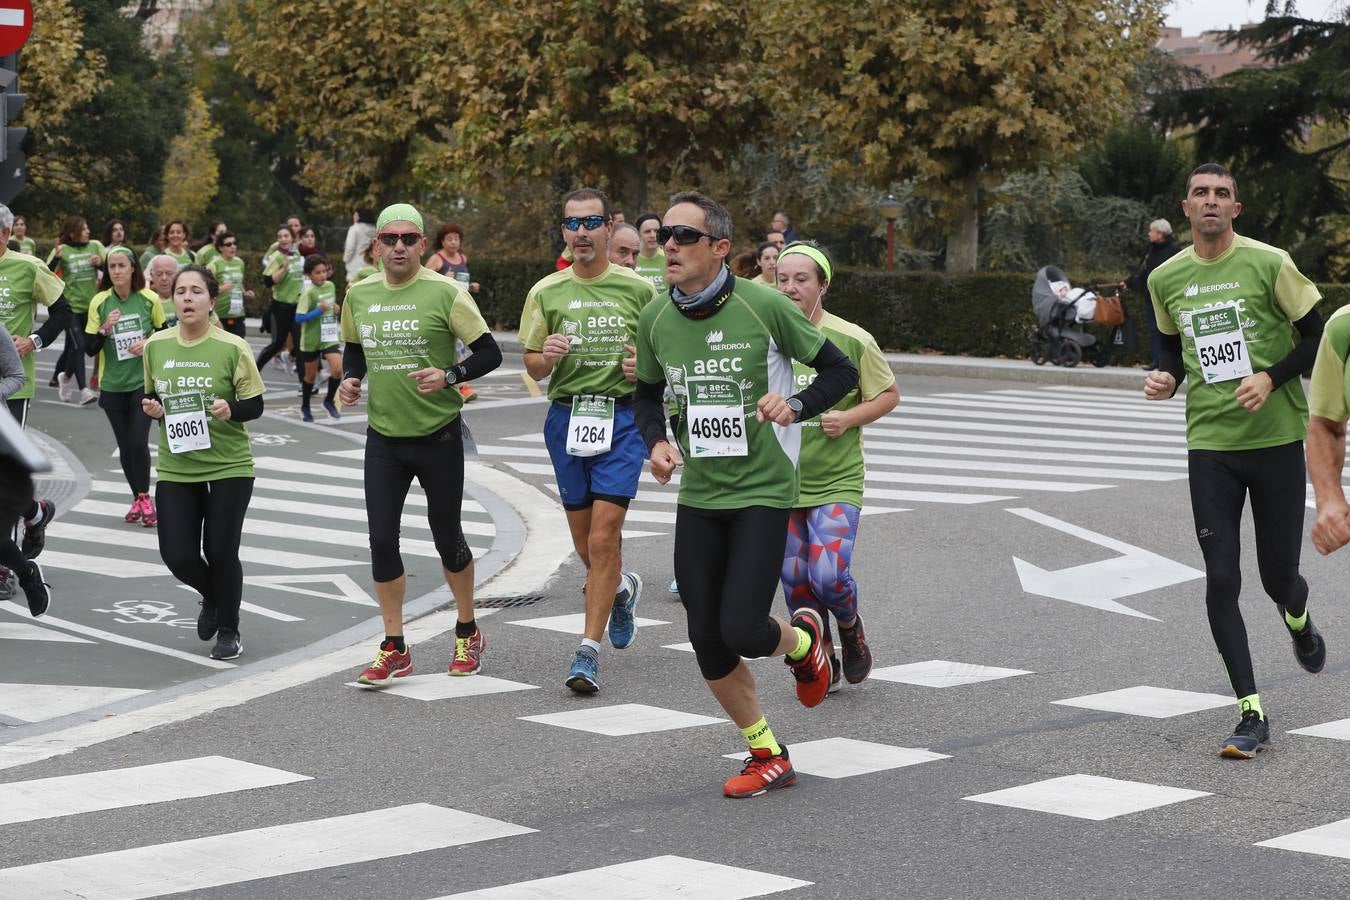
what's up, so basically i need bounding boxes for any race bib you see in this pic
[1192,303,1252,384]
[228,285,244,316]
[112,314,142,362]
[686,376,747,458]
[320,310,339,345]
[566,395,615,457]
[163,392,212,454]
[454,271,471,286]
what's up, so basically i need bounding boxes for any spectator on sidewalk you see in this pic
[1126,218,1183,367]
[771,211,801,244]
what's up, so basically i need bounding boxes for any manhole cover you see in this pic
[475,594,547,609]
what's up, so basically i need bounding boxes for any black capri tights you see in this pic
[255,301,296,369]
[100,388,152,495]
[1188,441,1309,699]
[364,417,472,583]
[156,478,254,632]
[675,504,790,681]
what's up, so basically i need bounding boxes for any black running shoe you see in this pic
[1286,613,1326,674]
[20,500,54,559]
[1220,711,1271,759]
[197,600,219,642]
[0,566,13,602]
[838,615,874,684]
[17,560,49,617]
[210,629,242,660]
[828,655,842,694]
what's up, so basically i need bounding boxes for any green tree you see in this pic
[1077,120,1193,215]
[767,1,1166,273]
[21,0,186,239]
[157,88,221,226]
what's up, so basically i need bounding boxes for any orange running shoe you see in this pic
[357,643,413,687]
[785,608,830,708]
[723,746,795,799]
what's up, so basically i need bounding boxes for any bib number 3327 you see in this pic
[1191,303,1252,384]
[566,395,615,457]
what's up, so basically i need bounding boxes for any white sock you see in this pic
[580,638,601,653]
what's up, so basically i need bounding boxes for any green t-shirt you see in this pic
[139,246,157,271]
[297,281,338,352]
[0,250,65,400]
[16,237,35,256]
[636,277,826,510]
[47,241,106,313]
[142,327,265,483]
[264,249,304,304]
[634,250,665,291]
[196,245,219,268]
[794,311,895,509]
[207,256,248,319]
[354,264,378,282]
[164,247,195,267]
[86,288,166,393]
[339,267,490,437]
[1308,304,1350,423]
[520,263,655,401]
[1149,234,1321,451]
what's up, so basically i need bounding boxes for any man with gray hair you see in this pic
[146,254,180,325]
[608,222,641,271]
[1126,218,1183,366]
[0,203,72,605]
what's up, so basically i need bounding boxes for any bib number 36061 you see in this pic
[686,376,748,458]
[163,392,212,454]
[566,395,615,457]
[1191,303,1252,384]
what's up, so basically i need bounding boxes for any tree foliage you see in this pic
[1152,14,1349,276]
[765,1,1166,272]
[20,0,186,237]
[157,88,221,227]
[1078,120,1193,215]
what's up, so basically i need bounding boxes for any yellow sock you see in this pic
[785,626,812,661]
[1238,693,1264,719]
[740,717,782,755]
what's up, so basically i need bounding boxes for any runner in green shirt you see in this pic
[255,225,303,373]
[161,220,196,267]
[85,247,167,525]
[46,215,105,404]
[634,191,858,799]
[338,202,502,687]
[294,254,342,422]
[194,222,228,269]
[521,187,656,694]
[1145,163,1326,759]
[632,213,666,290]
[142,264,265,661]
[0,202,70,607]
[1308,305,1350,558]
[775,243,897,693]
[11,215,34,256]
[205,232,253,339]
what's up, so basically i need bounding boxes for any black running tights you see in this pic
[1188,442,1308,699]
[155,478,253,632]
[675,504,790,681]
[100,389,152,495]
[255,302,296,369]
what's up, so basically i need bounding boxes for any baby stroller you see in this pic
[1029,265,1116,368]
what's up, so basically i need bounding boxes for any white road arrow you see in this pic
[1008,507,1204,621]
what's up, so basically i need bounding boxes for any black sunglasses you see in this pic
[560,215,608,232]
[658,224,720,246]
[220,241,237,247]
[377,232,422,247]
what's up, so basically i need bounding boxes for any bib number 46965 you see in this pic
[689,416,743,441]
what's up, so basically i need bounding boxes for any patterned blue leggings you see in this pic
[780,502,861,643]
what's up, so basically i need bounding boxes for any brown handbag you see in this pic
[1093,296,1125,326]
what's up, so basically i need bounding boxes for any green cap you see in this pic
[376,203,424,233]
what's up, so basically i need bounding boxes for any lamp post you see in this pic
[878,193,902,270]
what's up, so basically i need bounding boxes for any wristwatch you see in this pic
[27,333,42,351]
[785,396,803,422]
[443,367,460,387]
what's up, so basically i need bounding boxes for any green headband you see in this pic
[777,243,832,283]
[106,245,136,261]
[376,202,424,233]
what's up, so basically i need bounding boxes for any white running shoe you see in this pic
[79,387,98,406]
[57,373,73,402]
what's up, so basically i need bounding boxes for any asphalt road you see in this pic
[4,349,1350,899]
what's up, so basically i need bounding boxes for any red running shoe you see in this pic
[357,643,413,687]
[785,608,829,708]
[139,495,158,528]
[448,628,486,676]
[723,746,795,799]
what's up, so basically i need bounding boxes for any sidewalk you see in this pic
[490,330,1151,390]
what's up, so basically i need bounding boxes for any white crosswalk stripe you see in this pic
[472,386,1190,537]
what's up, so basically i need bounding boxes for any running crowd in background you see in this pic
[4,164,1347,796]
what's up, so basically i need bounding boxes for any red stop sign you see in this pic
[0,1,31,57]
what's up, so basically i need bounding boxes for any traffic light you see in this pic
[0,53,25,205]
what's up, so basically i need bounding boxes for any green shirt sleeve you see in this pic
[148,290,167,328]
[520,291,546,352]
[1274,252,1321,322]
[33,263,64,306]
[232,342,266,401]
[85,292,106,334]
[1148,269,1178,336]
[857,334,895,401]
[449,287,490,344]
[339,293,357,343]
[1309,307,1350,422]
